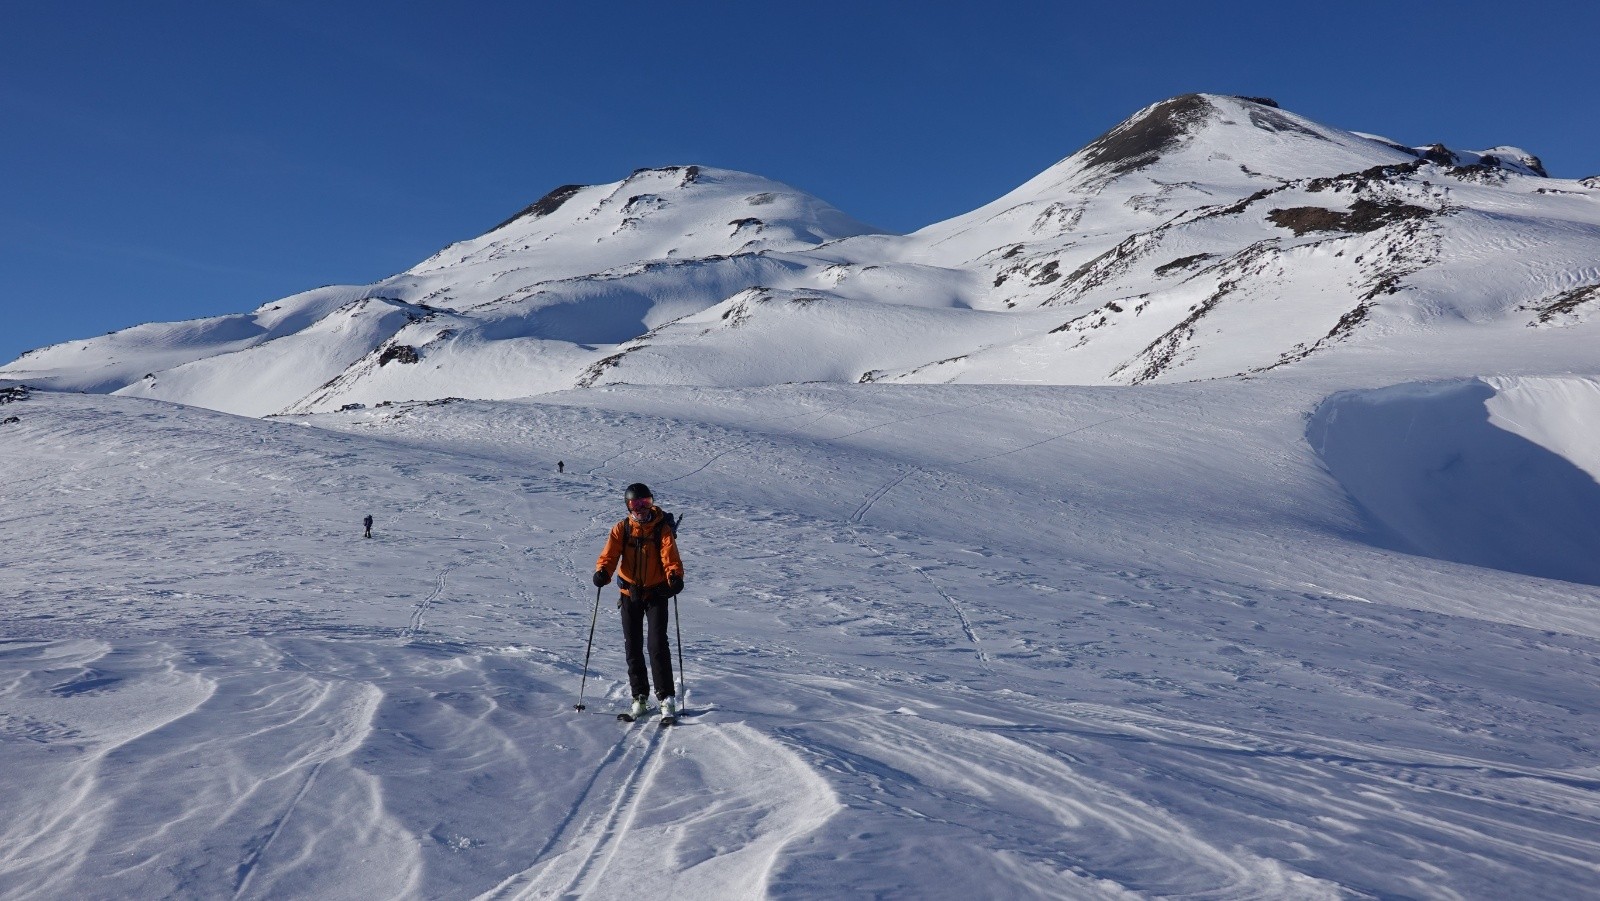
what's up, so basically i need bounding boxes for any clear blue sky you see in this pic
[4,1,1597,366]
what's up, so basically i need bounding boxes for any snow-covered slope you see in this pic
[3,167,886,413]
[4,91,1599,901]
[2,372,1598,898]
[9,95,1600,414]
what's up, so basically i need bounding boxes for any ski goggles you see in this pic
[626,497,653,511]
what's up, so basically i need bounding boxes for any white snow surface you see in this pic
[3,93,1600,899]
[2,365,1598,899]
[8,95,1600,414]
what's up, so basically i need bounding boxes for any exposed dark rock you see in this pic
[491,184,586,232]
[1119,291,1227,384]
[632,165,702,186]
[1420,144,1460,167]
[0,385,31,405]
[1,416,19,425]
[623,194,666,216]
[1473,151,1548,177]
[1113,241,1279,383]
[1195,186,1282,222]
[1031,202,1082,234]
[1053,233,1156,299]
[1029,260,1061,285]
[1525,285,1600,325]
[1267,198,1433,236]
[1305,161,1425,193]
[746,192,778,206]
[378,345,420,366]
[1154,253,1214,276]
[719,291,771,328]
[1361,273,1406,302]
[1246,105,1322,139]
[992,252,1049,287]
[1582,176,1600,189]
[337,403,366,412]
[1364,136,1422,158]
[1445,164,1510,185]
[1050,298,1130,335]
[1080,94,1213,176]
[576,348,642,388]
[1262,301,1375,372]
[1235,96,1280,108]
[729,217,764,232]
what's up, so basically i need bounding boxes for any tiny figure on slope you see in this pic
[593,483,684,720]
[558,460,565,474]
[363,514,373,539]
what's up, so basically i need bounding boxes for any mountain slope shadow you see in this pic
[1309,379,1600,586]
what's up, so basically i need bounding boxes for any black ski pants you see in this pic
[620,591,674,700]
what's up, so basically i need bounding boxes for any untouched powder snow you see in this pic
[2,376,1598,899]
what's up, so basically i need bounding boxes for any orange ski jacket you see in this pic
[595,508,683,598]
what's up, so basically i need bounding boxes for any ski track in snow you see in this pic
[400,561,457,641]
[3,385,1600,899]
[482,721,838,901]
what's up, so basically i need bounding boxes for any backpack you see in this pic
[618,511,682,598]
[621,510,679,548]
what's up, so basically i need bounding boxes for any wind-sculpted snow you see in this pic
[483,723,838,899]
[1311,377,1600,586]
[4,381,1599,898]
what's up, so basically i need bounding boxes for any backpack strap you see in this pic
[622,510,679,544]
[617,515,681,598]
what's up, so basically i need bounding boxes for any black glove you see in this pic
[592,570,610,588]
[668,573,684,594]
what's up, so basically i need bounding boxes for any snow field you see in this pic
[4,378,1599,898]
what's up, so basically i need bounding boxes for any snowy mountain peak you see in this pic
[6,96,1599,413]
[1076,93,1218,177]
[406,165,884,293]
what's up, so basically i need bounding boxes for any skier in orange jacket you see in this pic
[593,483,684,720]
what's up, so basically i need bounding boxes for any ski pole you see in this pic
[673,591,685,698]
[574,584,602,711]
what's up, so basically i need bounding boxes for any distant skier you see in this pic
[363,514,373,539]
[558,460,565,474]
[593,483,684,721]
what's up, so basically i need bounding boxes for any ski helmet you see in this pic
[624,483,653,502]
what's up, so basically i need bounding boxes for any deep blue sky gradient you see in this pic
[4,1,1597,365]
